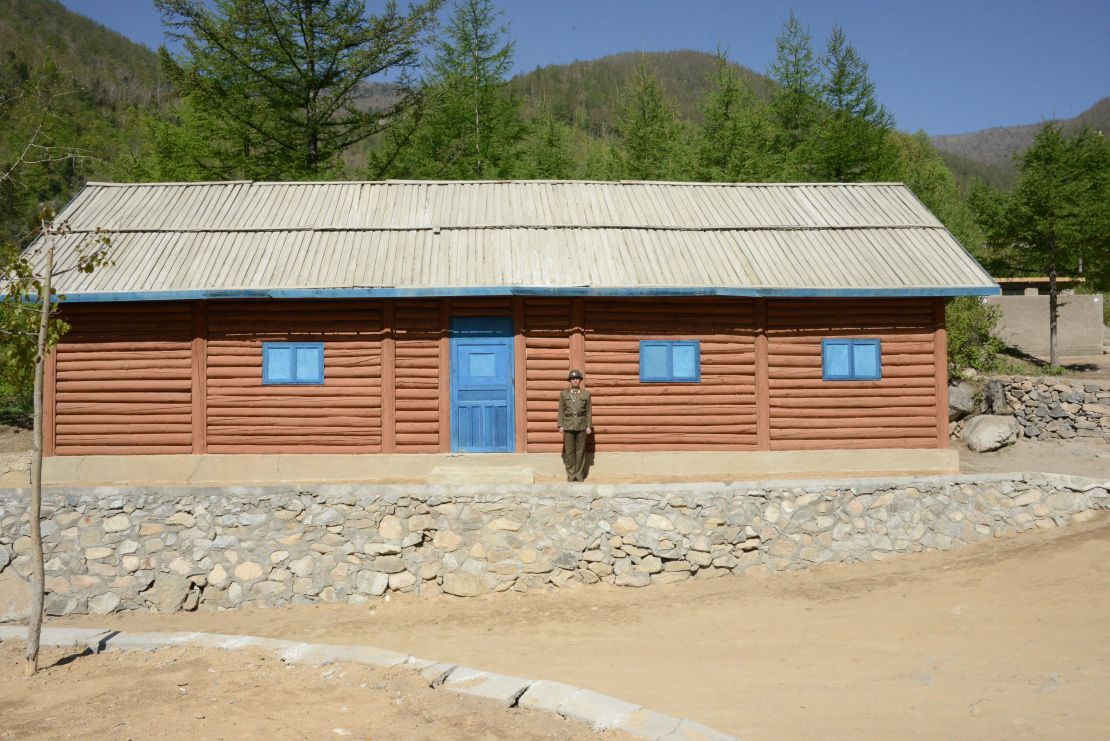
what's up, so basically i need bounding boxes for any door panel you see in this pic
[450,317,514,452]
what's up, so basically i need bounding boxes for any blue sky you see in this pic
[61,0,1108,135]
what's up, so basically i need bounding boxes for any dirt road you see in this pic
[58,512,1110,740]
[0,641,628,740]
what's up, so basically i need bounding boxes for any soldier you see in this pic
[557,369,593,481]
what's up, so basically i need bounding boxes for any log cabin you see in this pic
[26,180,1000,483]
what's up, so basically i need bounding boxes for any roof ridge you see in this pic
[82,180,910,188]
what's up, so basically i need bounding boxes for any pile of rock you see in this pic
[949,376,1110,450]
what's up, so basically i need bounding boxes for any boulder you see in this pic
[442,572,485,597]
[140,574,192,612]
[983,379,1009,414]
[948,381,978,421]
[962,415,1019,453]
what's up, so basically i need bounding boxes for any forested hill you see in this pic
[0,0,161,106]
[509,50,773,137]
[931,97,1109,188]
[0,0,164,253]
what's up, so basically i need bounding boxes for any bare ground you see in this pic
[57,513,1110,740]
[0,641,629,741]
[958,438,1110,478]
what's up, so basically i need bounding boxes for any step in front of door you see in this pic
[427,465,536,485]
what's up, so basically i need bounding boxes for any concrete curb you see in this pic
[0,625,741,741]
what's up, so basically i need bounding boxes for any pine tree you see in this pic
[521,99,573,179]
[767,11,820,173]
[613,61,690,180]
[812,26,897,181]
[374,0,524,179]
[154,0,442,180]
[972,124,1110,366]
[696,50,775,182]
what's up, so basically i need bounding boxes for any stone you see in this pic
[442,573,486,597]
[374,556,406,574]
[138,523,164,536]
[983,380,1009,414]
[84,547,113,560]
[488,517,522,531]
[103,514,132,533]
[270,550,289,564]
[0,571,31,621]
[646,514,674,531]
[614,572,651,587]
[517,680,580,712]
[141,574,191,612]
[357,571,389,596]
[962,415,1019,452]
[442,667,532,707]
[614,709,682,738]
[234,561,265,581]
[289,555,315,577]
[378,515,403,542]
[558,689,641,729]
[88,592,121,614]
[433,530,464,551]
[388,571,417,591]
[948,381,978,421]
[166,512,195,527]
[612,516,638,536]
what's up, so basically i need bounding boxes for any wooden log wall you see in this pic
[765,298,942,450]
[53,303,195,455]
[48,296,948,457]
[523,298,575,452]
[205,300,383,453]
[392,300,442,452]
[581,298,759,451]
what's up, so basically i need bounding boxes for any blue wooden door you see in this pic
[450,317,515,453]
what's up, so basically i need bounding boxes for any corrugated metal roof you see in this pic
[28,180,999,300]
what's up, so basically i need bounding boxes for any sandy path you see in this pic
[0,642,629,740]
[958,438,1110,478]
[58,513,1110,740]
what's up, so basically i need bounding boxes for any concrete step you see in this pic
[427,465,535,485]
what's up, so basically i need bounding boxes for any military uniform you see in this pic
[557,377,592,481]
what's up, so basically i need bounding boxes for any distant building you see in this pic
[995,276,1085,296]
[27,180,999,482]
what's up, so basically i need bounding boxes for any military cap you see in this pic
[567,369,584,380]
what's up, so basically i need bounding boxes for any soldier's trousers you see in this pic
[562,430,589,481]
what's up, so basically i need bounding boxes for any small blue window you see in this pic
[640,340,701,382]
[822,339,881,381]
[263,342,324,385]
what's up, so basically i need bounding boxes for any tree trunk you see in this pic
[1048,259,1058,369]
[25,226,53,676]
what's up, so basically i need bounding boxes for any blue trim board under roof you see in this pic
[51,285,1001,303]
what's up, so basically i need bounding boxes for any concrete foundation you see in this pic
[35,448,960,487]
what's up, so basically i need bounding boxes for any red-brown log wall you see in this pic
[48,296,948,457]
[582,298,759,451]
[523,298,574,452]
[392,300,444,452]
[765,298,942,450]
[205,300,383,453]
[53,302,194,455]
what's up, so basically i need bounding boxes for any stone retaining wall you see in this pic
[951,376,1110,442]
[1,475,1107,617]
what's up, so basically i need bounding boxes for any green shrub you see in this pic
[946,296,1006,377]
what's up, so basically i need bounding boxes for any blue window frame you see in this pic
[639,340,701,383]
[821,339,882,381]
[262,342,325,385]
